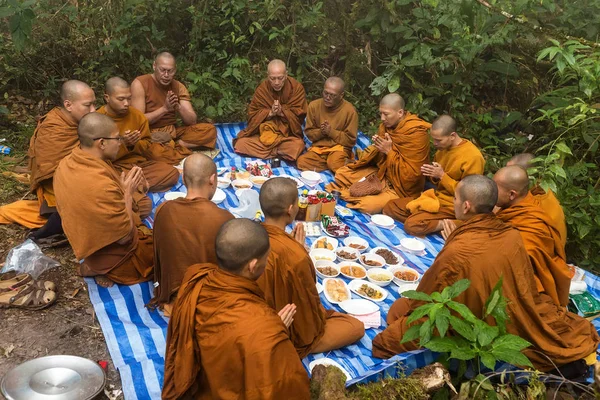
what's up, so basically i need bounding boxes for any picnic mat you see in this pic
[85,123,599,400]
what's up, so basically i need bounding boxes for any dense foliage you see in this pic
[1,0,599,268]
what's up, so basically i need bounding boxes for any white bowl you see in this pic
[371,214,395,228]
[339,299,379,315]
[348,279,388,302]
[314,260,340,279]
[311,236,339,251]
[335,246,360,262]
[217,176,231,189]
[250,175,270,188]
[359,253,386,269]
[322,278,351,304]
[343,236,369,253]
[367,268,394,287]
[338,262,367,280]
[164,191,186,201]
[397,282,419,296]
[301,170,321,186]
[370,247,404,267]
[389,266,421,286]
[211,188,226,204]
[400,238,426,253]
[309,248,336,264]
[309,358,352,382]
[231,179,253,190]
[278,175,304,188]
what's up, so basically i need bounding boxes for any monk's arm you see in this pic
[116,183,136,245]
[304,105,324,142]
[131,79,170,125]
[328,111,358,147]
[133,117,153,155]
[177,100,198,126]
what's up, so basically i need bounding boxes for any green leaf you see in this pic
[480,352,498,370]
[492,334,532,351]
[401,290,432,302]
[401,324,422,343]
[484,277,503,317]
[476,323,499,347]
[407,303,435,324]
[0,7,16,18]
[490,348,533,368]
[424,337,457,352]
[449,315,476,342]
[555,142,573,155]
[450,346,477,361]
[387,75,400,93]
[446,279,471,299]
[430,292,443,302]
[435,308,450,337]
[419,319,434,344]
[447,301,478,323]
[549,164,567,179]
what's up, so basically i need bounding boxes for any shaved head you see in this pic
[153,52,177,86]
[78,113,117,147]
[493,166,530,209]
[216,219,270,273]
[507,153,535,169]
[380,93,405,111]
[431,115,456,136]
[60,80,93,103]
[155,51,176,63]
[105,77,129,95]
[323,77,345,108]
[457,175,498,215]
[183,153,217,188]
[267,59,287,92]
[325,77,345,92]
[259,177,298,219]
[267,59,286,74]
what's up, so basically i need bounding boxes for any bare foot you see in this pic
[95,275,114,288]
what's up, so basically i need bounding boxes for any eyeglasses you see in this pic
[93,137,122,142]
[323,90,341,99]
[157,66,176,76]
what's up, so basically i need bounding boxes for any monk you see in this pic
[162,219,310,400]
[131,52,217,150]
[297,77,358,172]
[494,166,571,307]
[233,59,307,161]
[372,175,598,374]
[257,177,364,357]
[143,130,191,165]
[326,93,431,214]
[54,113,154,288]
[383,115,485,235]
[507,153,567,247]
[149,153,234,315]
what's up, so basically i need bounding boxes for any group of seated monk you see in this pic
[0,51,597,398]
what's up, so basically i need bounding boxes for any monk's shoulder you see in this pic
[341,99,358,115]
[37,107,74,130]
[462,140,485,159]
[96,106,107,115]
[172,79,191,99]
[127,107,149,126]
[308,98,322,112]
[287,76,305,91]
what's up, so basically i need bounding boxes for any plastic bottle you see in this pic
[295,190,309,221]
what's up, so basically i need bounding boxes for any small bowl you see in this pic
[164,191,186,201]
[359,253,386,269]
[338,262,367,280]
[370,247,404,267]
[343,236,369,253]
[309,248,336,264]
[335,246,360,262]
[371,214,395,228]
[311,236,339,251]
[389,266,421,285]
[314,260,340,279]
[250,175,269,188]
[301,170,321,186]
[232,179,253,190]
[211,188,226,204]
[400,238,426,253]
[367,268,394,287]
[217,176,231,189]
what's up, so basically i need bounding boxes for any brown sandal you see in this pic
[0,272,56,292]
[0,284,56,310]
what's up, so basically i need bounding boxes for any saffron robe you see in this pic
[531,186,567,248]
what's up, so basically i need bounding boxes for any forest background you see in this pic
[1,0,599,271]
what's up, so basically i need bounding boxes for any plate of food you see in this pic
[314,261,340,279]
[367,268,394,287]
[400,238,426,254]
[370,247,404,267]
[322,216,350,238]
[323,278,351,304]
[339,298,379,315]
[348,280,388,302]
[301,222,322,237]
[359,253,386,269]
[335,246,360,262]
[343,236,369,253]
[164,191,186,201]
[250,175,270,188]
[338,262,367,280]
[309,358,352,382]
[389,266,421,285]
[371,214,395,229]
[217,176,231,189]
[232,179,253,190]
[309,248,336,263]
[278,175,304,188]
[311,236,338,251]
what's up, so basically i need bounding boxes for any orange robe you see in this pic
[257,224,364,358]
[97,106,179,191]
[326,113,431,214]
[134,74,217,149]
[162,264,311,400]
[497,192,571,307]
[297,98,358,172]
[384,139,485,235]
[372,214,598,372]
[234,77,307,161]
[54,147,153,285]
[150,197,234,308]
[531,186,567,248]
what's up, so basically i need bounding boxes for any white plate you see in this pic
[250,175,270,188]
[358,253,386,269]
[348,279,388,302]
[335,246,360,262]
[389,266,421,286]
[278,175,304,188]
[309,248,336,264]
[217,176,231,189]
[370,247,404,267]
[367,268,394,287]
[322,278,351,304]
[314,261,340,279]
[339,299,379,315]
[343,236,369,253]
[371,214,395,228]
[164,191,186,201]
[310,236,339,251]
[338,262,367,280]
[232,179,253,191]
[211,188,226,204]
[397,282,419,295]
[400,238,426,253]
[309,358,352,382]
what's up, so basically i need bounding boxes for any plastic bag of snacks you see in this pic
[306,191,336,221]
[321,215,349,237]
[245,162,273,178]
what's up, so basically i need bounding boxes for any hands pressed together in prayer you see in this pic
[441,219,457,240]
[320,120,331,136]
[165,90,180,112]
[292,222,306,245]
[278,304,297,328]
[373,133,393,155]
[421,162,445,180]
[268,100,284,118]
[122,166,149,195]
[122,129,141,148]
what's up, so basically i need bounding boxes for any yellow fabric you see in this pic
[38,182,56,207]
[308,144,345,155]
[406,189,440,214]
[584,352,597,366]
[0,200,47,229]
[259,120,284,146]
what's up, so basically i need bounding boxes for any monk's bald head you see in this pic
[379,94,406,129]
[183,153,217,189]
[61,80,93,103]
[216,219,270,276]
[267,59,287,91]
[380,93,405,111]
[60,80,96,122]
[78,113,118,148]
[507,153,535,169]
[323,77,345,108]
[431,115,456,136]
[153,52,177,86]
[105,77,129,95]
[259,177,299,219]
[155,51,176,63]
[267,59,286,74]
[493,166,530,209]
[456,175,498,218]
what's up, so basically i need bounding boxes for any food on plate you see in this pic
[322,215,350,237]
[303,222,322,236]
[348,242,367,250]
[325,279,349,302]
[337,249,357,260]
[314,255,334,261]
[393,270,419,282]
[316,266,338,276]
[234,183,252,189]
[370,273,392,282]
[357,284,383,300]
[314,237,334,250]
[340,266,366,279]
[360,256,383,267]
[252,176,268,184]
[375,248,399,264]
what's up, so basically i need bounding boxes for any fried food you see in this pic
[316,266,338,276]
[360,256,383,267]
[393,270,419,282]
[374,248,399,264]
[340,265,366,278]
[234,183,251,189]
[337,249,357,260]
[348,242,367,250]
[325,279,349,302]
[357,284,383,300]
[315,238,334,250]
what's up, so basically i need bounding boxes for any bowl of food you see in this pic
[367,268,394,287]
[400,238,426,254]
[338,262,367,280]
[348,280,388,302]
[250,175,269,188]
[343,236,369,253]
[309,248,336,264]
[217,176,231,189]
[323,278,351,304]
[371,214,395,229]
[232,179,253,190]
[314,261,340,279]
[211,188,226,204]
[370,247,403,267]
[311,236,338,251]
[359,253,386,269]
[164,191,186,201]
[301,170,321,186]
[389,266,421,285]
[335,246,360,262]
